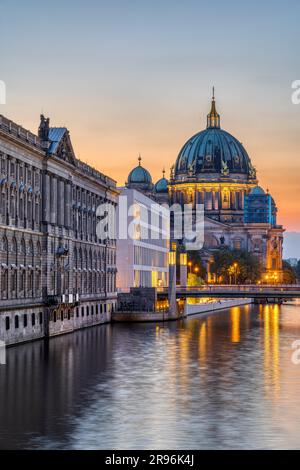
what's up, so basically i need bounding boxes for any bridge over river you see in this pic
[157,284,300,301]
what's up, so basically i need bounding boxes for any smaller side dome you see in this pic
[154,169,168,193]
[250,186,265,195]
[126,155,153,190]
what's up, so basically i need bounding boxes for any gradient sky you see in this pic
[1,0,300,243]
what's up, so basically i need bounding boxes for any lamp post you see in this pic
[180,253,188,288]
[233,262,238,285]
[168,243,177,316]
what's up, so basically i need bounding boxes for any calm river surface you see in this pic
[1,303,300,449]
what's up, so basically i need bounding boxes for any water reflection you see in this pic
[0,304,300,449]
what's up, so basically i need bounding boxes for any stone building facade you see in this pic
[0,114,118,345]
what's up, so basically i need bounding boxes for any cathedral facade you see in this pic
[0,114,118,345]
[125,94,284,283]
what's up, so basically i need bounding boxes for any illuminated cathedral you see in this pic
[125,93,284,283]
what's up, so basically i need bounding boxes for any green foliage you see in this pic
[210,248,262,284]
[282,260,297,284]
[187,251,207,280]
[187,273,204,287]
[296,260,300,280]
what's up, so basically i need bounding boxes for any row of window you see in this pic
[52,303,115,322]
[134,246,168,268]
[0,236,41,256]
[0,187,41,226]
[171,190,245,210]
[1,270,41,298]
[5,312,43,331]
[73,246,116,268]
[3,302,116,332]
[0,154,40,187]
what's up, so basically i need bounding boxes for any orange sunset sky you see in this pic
[1,0,300,238]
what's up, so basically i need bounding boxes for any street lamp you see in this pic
[188,261,192,274]
[194,266,199,275]
[233,262,238,285]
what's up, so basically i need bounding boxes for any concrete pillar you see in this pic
[180,253,188,287]
[168,245,177,314]
[42,172,50,222]
[50,176,57,224]
[65,182,71,228]
[57,180,64,226]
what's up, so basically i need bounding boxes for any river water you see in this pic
[1,303,300,449]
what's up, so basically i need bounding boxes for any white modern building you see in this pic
[116,187,170,292]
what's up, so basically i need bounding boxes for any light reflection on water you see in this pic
[1,303,300,449]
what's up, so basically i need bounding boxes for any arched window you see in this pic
[20,271,25,291]
[21,238,26,256]
[15,316,19,329]
[79,248,82,269]
[28,240,34,256]
[2,236,8,253]
[10,188,16,219]
[1,269,8,298]
[11,237,17,253]
[36,241,41,257]
[35,197,40,225]
[12,237,17,264]
[28,271,33,293]
[31,313,35,326]
[27,193,33,223]
[74,247,78,268]
[11,270,17,294]
[19,195,24,221]
[36,271,41,293]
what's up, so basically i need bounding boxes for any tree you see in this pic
[282,260,297,284]
[296,260,300,280]
[210,249,262,284]
[187,273,204,287]
[187,251,207,281]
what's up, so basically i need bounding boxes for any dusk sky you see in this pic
[1,0,300,246]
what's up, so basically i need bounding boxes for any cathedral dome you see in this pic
[127,156,152,187]
[154,170,168,193]
[250,186,265,195]
[174,93,256,182]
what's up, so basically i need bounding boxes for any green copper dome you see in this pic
[174,93,256,182]
[126,156,153,190]
[154,169,168,193]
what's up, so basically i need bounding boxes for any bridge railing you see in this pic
[157,284,300,294]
